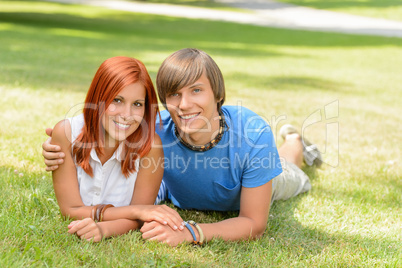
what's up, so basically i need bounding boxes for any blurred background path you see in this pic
[45,0,402,37]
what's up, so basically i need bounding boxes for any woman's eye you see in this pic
[133,102,143,107]
[193,88,201,93]
[113,98,122,103]
[170,93,179,97]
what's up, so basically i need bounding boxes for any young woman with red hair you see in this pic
[51,56,184,242]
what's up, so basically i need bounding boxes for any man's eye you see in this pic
[193,88,201,93]
[170,93,179,97]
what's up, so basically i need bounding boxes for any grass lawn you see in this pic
[276,0,402,22]
[125,0,244,11]
[1,0,401,266]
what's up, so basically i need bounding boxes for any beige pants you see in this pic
[271,160,311,204]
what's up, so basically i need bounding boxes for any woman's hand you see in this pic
[42,128,65,171]
[68,218,103,242]
[134,205,184,231]
[141,221,192,247]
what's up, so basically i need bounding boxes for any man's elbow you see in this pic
[248,221,267,240]
[252,226,266,239]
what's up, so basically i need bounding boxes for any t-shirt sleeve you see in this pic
[241,125,283,188]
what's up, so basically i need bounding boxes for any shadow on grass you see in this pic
[1,8,401,92]
[1,9,402,48]
[225,72,354,93]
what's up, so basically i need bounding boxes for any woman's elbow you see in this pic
[59,207,81,220]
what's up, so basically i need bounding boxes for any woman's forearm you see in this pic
[63,205,145,226]
[101,204,183,231]
[99,205,137,221]
[62,206,93,220]
[98,219,140,238]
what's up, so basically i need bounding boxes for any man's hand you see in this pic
[68,218,103,242]
[140,221,192,247]
[42,128,65,171]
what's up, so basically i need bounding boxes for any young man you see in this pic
[42,48,320,246]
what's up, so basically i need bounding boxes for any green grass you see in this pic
[1,0,401,266]
[276,0,402,21]
[126,0,242,10]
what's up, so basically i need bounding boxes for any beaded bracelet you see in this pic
[183,221,198,244]
[188,220,205,245]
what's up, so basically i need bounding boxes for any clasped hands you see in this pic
[68,204,189,246]
[138,204,192,247]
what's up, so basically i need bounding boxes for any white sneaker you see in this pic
[279,124,323,167]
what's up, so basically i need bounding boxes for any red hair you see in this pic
[73,56,159,178]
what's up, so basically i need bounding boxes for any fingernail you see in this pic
[58,160,63,164]
[179,225,184,230]
[59,153,65,157]
[173,225,178,230]
[163,221,167,225]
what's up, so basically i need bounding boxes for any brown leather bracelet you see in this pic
[99,204,114,222]
[95,204,106,222]
[91,204,114,222]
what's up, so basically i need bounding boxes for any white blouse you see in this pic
[67,114,139,207]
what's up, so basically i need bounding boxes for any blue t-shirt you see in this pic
[156,106,282,211]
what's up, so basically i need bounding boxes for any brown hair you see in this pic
[73,56,159,178]
[156,48,225,111]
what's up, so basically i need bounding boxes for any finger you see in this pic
[160,206,185,230]
[75,223,96,238]
[161,217,181,231]
[68,220,80,229]
[142,225,172,245]
[42,150,65,160]
[147,214,171,229]
[42,137,62,153]
[160,205,184,221]
[143,211,179,231]
[45,128,53,137]
[68,218,91,234]
[44,157,64,166]
[140,221,158,233]
[141,229,154,240]
[82,228,101,242]
[45,165,58,172]
[86,235,101,242]
[141,226,163,241]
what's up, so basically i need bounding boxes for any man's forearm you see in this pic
[198,216,267,242]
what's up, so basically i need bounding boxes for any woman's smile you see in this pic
[113,120,131,130]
